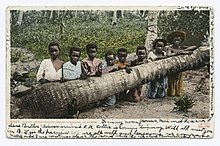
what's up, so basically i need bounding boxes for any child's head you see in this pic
[167,30,186,46]
[105,50,116,66]
[136,46,146,61]
[117,48,127,63]
[48,42,60,60]
[153,39,167,54]
[86,43,98,60]
[69,47,81,64]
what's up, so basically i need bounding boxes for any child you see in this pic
[147,39,168,99]
[166,30,195,97]
[128,46,148,102]
[115,48,132,73]
[81,43,102,79]
[114,48,132,100]
[81,43,102,107]
[102,50,118,106]
[62,47,81,81]
[36,42,64,84]
[131,46,148,66]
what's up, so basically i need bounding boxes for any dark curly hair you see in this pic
[117,48,127,56]
[86,43,98,53]
[69,47,81,57]
[152,39,167,49]
[136,45,146,54]
[105,50,116,60]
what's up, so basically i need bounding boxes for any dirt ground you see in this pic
[79,67,210,119]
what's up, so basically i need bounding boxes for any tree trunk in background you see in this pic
[16,10,24,26]
[145,11,158,51]
[74,11,78,17]
[57,10,60,17]
[121,10,124,19]
[142,10,146,18]
[12,47,210,118]
[49,10,53,19]
[112,10,117,25]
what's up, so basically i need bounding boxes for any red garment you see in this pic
[114,60,129,69]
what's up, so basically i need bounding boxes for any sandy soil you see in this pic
[79,67,210,119]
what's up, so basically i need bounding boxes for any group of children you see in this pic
[36,30,197,107]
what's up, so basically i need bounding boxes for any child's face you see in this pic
[137,49,146,61]
[155,42,165,53]
[49,45,59,60]
[70,51,80,64]
[106,55,115,66]
[173,36,182,46]
[88,48,97,60]
[118,52,127,63]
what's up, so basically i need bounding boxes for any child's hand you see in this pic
[60,78,66,83]
[141,79,146,85]
[80,74,88,79]
[60,78,64,83]
[110,68,118,73]
[125,66,132,74]
[176,50,183,55]
[184,51,193,55]
[95,71,102,77]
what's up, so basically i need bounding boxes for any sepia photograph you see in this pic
[6,5,214,139]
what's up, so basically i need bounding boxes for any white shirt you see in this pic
[62,61,81,80]
[36,59,62,81]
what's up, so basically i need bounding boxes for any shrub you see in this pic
[173,94,195,112]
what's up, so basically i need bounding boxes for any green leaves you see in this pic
[11,10,146,61]
[173,94,195,112]
[10,10,210,62]
[158,10,210,46]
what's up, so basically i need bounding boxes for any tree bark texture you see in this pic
[112,11,117,25]
[145,11,158,51]
[16,10,24,26]
[11,47,210,118]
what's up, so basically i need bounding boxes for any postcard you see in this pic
[6,6,214,139]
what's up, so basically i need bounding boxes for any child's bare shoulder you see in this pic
[82,58,89,62]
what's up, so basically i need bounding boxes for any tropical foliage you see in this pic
[158,10,210,45]
[173,94,195,112]
[10,9,210,62]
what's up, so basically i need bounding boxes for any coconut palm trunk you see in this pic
[11,47,210,118]
[16,10,24,26]
[112,10,117,25]
[145,10,158,51]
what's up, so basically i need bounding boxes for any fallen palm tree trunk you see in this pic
[11,46,210,119]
